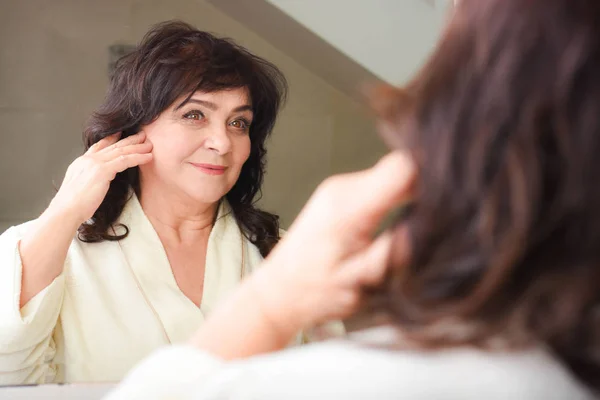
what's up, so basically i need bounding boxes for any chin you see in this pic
[186,192,226,205]
[182,185,231,205]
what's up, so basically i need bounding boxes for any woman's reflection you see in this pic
[0,20,288,385]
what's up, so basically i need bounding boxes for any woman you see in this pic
[107,0,600,398]
[0,21,290,384]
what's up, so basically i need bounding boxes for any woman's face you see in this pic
[139,87,252,205]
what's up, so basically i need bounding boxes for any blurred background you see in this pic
[0,0,452,231]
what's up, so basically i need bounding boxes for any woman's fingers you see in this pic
[338,231,393,287]
[107,153,153,174]
[293,151,415,237]
[88,132,121,153]
[100,142,153,161]
[81,132,153,181]
[343,152,415,235]
[340,225,410,288]
[99,132,147,154]
[110,132,147,149]
[260,151,416,327]
[89,132,147,156]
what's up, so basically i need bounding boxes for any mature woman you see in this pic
[107,0,600,398]
[0,21,290,384]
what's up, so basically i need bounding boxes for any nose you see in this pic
[204,123,233,155]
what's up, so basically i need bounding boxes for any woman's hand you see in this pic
[256,151,415,334]
[189,151,414,359]
[18,132,152,307]
[50,132,153,225]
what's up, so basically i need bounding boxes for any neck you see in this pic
[138,183,220,245]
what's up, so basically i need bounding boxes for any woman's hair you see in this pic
[80,20,288,257]
[371,0,600,390]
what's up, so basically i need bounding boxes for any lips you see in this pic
[190,163,227,176]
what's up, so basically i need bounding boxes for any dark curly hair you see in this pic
[79,20,288,257]
[370,0,600,392]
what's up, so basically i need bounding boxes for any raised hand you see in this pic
[50,132,153,224]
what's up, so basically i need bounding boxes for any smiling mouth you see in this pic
[189,163,228,175]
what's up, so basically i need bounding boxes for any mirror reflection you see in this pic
[0,0,450,392]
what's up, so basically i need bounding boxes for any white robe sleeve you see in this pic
[0,225,65,384]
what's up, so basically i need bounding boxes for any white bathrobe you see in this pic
[0,195,267,384]
[104,326,594,400]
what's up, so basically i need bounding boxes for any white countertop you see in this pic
[0,384,114,399]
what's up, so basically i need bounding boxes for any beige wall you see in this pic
[0,0,387,232]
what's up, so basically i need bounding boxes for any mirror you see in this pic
[0,0,452,392]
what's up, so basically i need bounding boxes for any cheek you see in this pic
[144,127,191,167]
[152,141,187,166]
[234,137,252,167]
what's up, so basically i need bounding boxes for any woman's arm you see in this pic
[0,133,152,384]
[19,132,152,307]
[18,205,82,307]
[189,151,414,359]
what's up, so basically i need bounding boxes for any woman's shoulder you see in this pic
[1,219,37,237]
[108,326,593,400]
[228,327,594,400]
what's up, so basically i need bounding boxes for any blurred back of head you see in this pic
[370,0,600,390]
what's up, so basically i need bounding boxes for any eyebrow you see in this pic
[177,98,253,113]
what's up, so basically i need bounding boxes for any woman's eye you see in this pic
[230,119,250,129]
[183,110,204,120]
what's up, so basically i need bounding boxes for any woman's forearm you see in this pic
[189,263,300,359]
[188,152,413,360]
[18,203,80,307]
